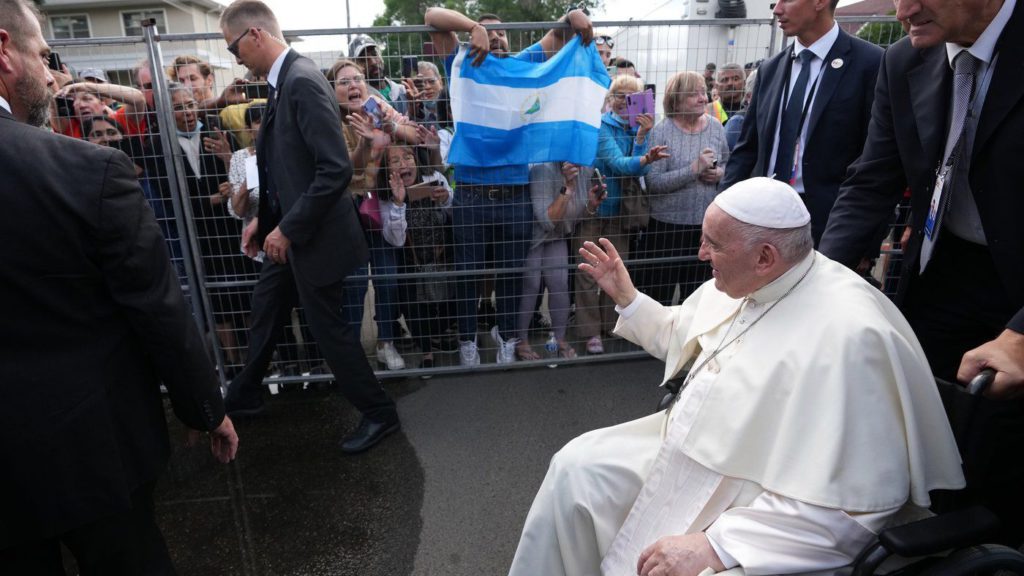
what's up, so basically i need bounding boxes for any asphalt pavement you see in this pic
[149,356,665,576]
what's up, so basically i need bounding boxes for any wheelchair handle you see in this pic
[967,368,996,396]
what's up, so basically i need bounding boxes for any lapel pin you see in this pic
[831,58,844,69]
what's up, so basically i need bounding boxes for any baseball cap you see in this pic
[348,35,378,58]
[80,67,108,83]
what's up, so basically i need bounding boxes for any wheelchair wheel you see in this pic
[920,544,1024,575]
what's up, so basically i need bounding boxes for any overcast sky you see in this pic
[262,0,862,31]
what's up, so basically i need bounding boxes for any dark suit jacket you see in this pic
[722,27,883,244]
[820,2,1024,333]
[0,110,224,547]
[146,128,254,279]
[257,49,369,287]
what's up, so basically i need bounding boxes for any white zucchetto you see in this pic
[713,177,811,229]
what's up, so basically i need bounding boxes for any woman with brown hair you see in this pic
[636,71,729,305]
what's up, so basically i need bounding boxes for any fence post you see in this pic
[142,21,230,389]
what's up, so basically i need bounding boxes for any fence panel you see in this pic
[45,16,903,387]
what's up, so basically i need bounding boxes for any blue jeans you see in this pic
[367,231,399,341]
[451,185,532,340]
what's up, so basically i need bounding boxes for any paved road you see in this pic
[149,357,664,575]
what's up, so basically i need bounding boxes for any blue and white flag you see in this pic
[448,36,611,168]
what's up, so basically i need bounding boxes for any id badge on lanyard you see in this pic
[789,140,801,187]
[924,164,950,240]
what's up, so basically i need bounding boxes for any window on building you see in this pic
[50,15,91,39]
[121,10,168,36]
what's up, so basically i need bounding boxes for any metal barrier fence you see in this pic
[45,15,904,387]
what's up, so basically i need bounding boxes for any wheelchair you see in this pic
[656,369,1024,575]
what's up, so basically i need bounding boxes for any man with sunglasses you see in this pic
[218,0,400,454]
[596,34,614,68]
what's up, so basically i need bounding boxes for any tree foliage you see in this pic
[373,0,603,28]
[855,12,906,48]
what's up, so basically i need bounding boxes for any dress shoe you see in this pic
[340,417,400,454]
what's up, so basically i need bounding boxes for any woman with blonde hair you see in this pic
[576,74,669,355]
[636,70,729,305]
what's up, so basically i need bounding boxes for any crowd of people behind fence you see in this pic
[42,23,780,376]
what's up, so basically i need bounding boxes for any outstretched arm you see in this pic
[425,7,489,65]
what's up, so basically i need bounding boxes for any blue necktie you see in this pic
[774,49,815,184]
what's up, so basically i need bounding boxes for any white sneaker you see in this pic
[491,326,519,365]
[376,341,406,370]
[459,339,480,367]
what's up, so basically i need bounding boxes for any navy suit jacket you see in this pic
[722,27,883,244]
[820,2,1024,332]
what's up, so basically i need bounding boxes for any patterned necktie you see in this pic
[774,49,815,184]
[919,51,981,272]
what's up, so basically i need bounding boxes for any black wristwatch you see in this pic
[559,186,568,195]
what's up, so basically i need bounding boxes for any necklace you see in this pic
[667,258,816,413]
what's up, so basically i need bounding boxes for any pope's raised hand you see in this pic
[578,238,638,308]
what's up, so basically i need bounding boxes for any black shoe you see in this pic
[340,417,400,454]
[224,394,266,417]
[478,301,497,329]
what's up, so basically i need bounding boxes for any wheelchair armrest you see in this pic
[878,506,1000,558]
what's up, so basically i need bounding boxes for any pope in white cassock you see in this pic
[508,178,966,576]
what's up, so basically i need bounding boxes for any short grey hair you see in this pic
[732,220,813,263]
[166,81,191,100]
[417,61,440,78]
[219,0,282,38]
[745,69,758,95]
[0,0,41,50]
[716,62,744,81]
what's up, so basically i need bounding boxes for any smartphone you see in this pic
[55,95,75,117]
[711,159,719,169]
[406,182,440,203]
[626,89,656,128]
[244,81,270,100]
[644,83,657,104]
[362,98,383,129]
[401,55,418,79]
[204,114,223,133]
[592,168,608,198]
[47,52,63,72]
[422,41,435,56]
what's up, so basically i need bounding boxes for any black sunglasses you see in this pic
[596,36,614,49]
[227,28,255,57]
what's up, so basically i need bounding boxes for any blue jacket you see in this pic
[595,111,650,217]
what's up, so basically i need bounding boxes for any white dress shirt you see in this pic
[0,95,11,114]
[267,46,292,90]
[767,22,840,194]
[941,0,1016,245]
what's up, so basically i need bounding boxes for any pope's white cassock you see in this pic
[508,181,965,576]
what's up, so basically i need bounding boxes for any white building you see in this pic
[41,0,235,88]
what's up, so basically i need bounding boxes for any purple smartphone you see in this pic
[626,89,655,128]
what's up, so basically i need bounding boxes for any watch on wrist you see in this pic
[559,186,568,195]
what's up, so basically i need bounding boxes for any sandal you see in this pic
[558,343,577,359]
[516,342,541,361]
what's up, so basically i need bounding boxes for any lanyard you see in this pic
[780,48,825,146]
